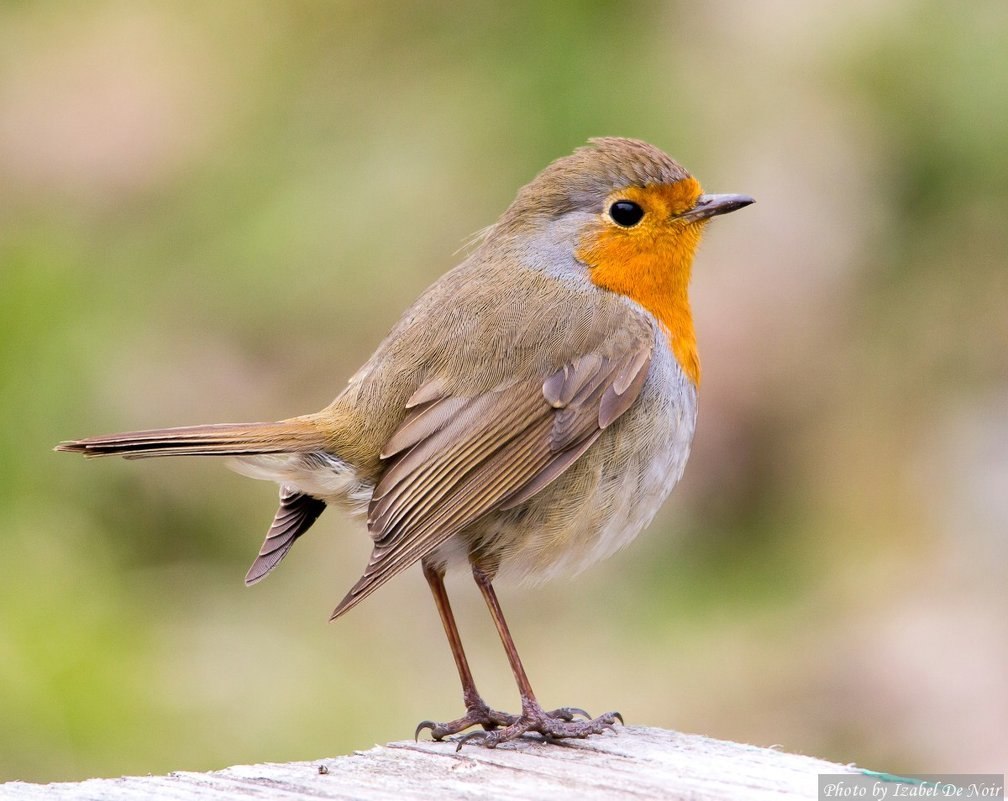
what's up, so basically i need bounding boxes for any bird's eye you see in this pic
[608,200,644,227]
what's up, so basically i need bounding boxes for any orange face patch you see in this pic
[615,177,703,219]
[575,178,705,385]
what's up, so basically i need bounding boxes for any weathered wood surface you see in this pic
[1,726,857,800]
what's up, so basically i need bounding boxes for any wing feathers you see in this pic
[543,352,606,408]
[330,334,655,620]
[599,345,653,428]
[379,396,469,459]
[368,391,541,531]
[500,429,603,510]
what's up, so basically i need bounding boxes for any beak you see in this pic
[679,193,755,222]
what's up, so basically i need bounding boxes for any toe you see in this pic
[547,706,592,721]
[455,730,497,751]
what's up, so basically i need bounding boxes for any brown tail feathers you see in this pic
[55,418,328,459]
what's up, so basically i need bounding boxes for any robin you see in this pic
[57,137,753,747]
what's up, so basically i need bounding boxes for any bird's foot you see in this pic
[415,700,596,742]
[453,701,622,750]
[415,698,517,741]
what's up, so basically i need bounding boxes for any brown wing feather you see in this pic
[329,335,653,619]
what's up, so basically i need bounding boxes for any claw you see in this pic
[612,711,624,725]
[547,706,591,721]
[414,720,438,741]
[455,731,493,751]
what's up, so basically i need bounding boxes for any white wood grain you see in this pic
[0,726,857,800]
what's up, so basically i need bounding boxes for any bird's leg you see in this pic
[414,560,517,740]
[456,563,622,749]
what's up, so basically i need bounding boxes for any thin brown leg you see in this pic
[470,564,537,704]
[414,560,517,740]
[423,561,481,708]
[459,562,623,749]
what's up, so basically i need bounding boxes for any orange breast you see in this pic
[575,180,704,386]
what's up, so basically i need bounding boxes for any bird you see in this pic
[57,137,753,748]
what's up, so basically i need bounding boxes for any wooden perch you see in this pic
[0,726,858,800]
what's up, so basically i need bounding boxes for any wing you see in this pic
[244,485,326,585]
[330,334,653,618]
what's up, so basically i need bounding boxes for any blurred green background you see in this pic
[2,0,1006,783]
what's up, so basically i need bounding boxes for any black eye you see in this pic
[609,200,644,227]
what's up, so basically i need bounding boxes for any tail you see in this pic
[55,417,329,459]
